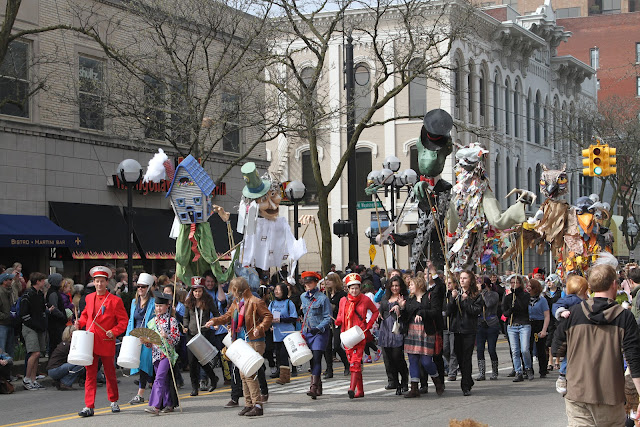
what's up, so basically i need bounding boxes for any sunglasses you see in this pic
[137,285,149,289]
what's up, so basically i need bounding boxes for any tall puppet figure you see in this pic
[76,266,129,418]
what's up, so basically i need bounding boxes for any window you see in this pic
[222,93,240,153]
[535,164,542,202]
[526,92,531,141]
[454,61,461,120]
[553,98,560,149]
[0,40,30,118]
[590,48,599,70]
[354,63,371,123]
[506,156,511,204]
[479,70,486,123]
[534,91,541,144]
[301,151,318,205]
[579,175,594,195]
[193,196,201,206]
[78,56,104,130]
[515,158,521,191]
[637,77,640,97]
[597,79,601,90]
[410,145,419,174]
[504,79,510,135]
[636,43,640,63]
[408,58,427,118]
[556,7,580,17]
[513,82,520,138]
[493,73,499,130]
[169,80,189,145]
[467,65,473,121]
[355,148,373,202]
[494,153,500,200]
[176,198,185,207]
[543,101,549,143]
[527,168,532,193]
[602,0,621,14]
[144,76,165,140]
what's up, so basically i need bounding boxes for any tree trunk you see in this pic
[316,186,332,276]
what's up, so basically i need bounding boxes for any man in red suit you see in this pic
[76,266,129,418]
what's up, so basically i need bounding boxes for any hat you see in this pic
[533,267,545,277]
[89,266,112,279]
[301,271,322,283]
[0,272,15,283]
[420,109,453,151]
[153,291,172,305]
[191,276,204,288]
[137,273,154,287]
[65,308,73,319]
[241,162,270,199]
[545,274,561,285]
[343,273,362,287]
[48,273,63,289]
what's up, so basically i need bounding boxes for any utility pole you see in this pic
[345,35,358,265]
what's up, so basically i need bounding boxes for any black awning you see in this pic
[127,207,176,259]
[49,202,137,259]
[0,214,84,248]
[208,213,243,258]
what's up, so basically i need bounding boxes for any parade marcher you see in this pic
[75,266,129,418]
[447,270,482,396]
[125,273,155,404]
[543,274,562,371]
[476,276,500,381]
[47,325,85,390]
[378,275,409,395]
[502,274,533,383]
[443,275,459,381]
[46,273,67,357]
[300,271,332,399]
[268,282,297,385]
[203,270,231,385]
[207,276,273,417]
[424,264,446,390]
[20,272,48,390]
[335,273,379,399]
[144,292,180,415]
[183,276,220,396]
[527,279,550,379]
[324,272,350,377]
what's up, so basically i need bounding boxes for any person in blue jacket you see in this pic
[300,271,332,399]
[269,282,298,385]
[125,273,155,405]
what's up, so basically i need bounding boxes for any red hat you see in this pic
[301,271,322,283]
[191,276,204,288]
[533,267,545,278]
[343,273,361,287]
[89,266,112,279]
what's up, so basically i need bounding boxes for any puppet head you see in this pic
[416,109,453,177]
[256,177,282,221]
[540,164,568,199]
[455,143,488,172]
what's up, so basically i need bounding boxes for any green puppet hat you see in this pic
[241,162,270,199]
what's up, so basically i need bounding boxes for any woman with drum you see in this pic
[182,277,220,396]
[335,273,379,399]
[268,282,298,385]
[125,273,156,405]
[300,271,332,399]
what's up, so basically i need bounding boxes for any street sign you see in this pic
[369,244,377,264]
[357,201,383,210]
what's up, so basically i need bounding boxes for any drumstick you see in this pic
[93,321,107,333]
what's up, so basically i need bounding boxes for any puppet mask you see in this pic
[258,188,282,220]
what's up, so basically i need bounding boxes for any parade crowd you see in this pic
[1,260,640,426]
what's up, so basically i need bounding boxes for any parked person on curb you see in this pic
[0,348,13,394]
[378,275,409,395]
[476,276,500,381]
[527,279,550,378]
[125,273,156,405]
[324,272,350,377]
[447,270,482,396]
[20,272,48,390]
[75,266,129,418]
[47,325,85,390]
[268,282,297,385]
[502,274,533,383]
[46,273,67,357]
[443,275,459,381]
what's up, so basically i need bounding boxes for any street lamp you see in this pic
[117,159,143,289]
[627,216,638,250]
[286,180,306,278]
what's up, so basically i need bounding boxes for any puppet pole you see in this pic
[212,241,242,265]
[425,187,453,278]
[374,201,389,273]
[169,274,182,412]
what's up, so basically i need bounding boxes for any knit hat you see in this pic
[48,273,63,289]
[0,272,14,284]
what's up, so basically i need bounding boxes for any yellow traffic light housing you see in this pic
[581,143,617,177]
[602,146,617,176]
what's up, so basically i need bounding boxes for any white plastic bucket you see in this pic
[117,336,142,369]
[283,331,313,365]
[226,339,264,376]
[187,333,219,365]
[68,331,95,366]
[222,332,232,348]
[340,325,365,349]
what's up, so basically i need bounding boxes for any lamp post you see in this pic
[367,156,418,269]
[117,159,143,288]
[286,180,306,279]
[627,216,638,253]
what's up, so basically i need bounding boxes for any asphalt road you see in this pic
[0,340,568,427]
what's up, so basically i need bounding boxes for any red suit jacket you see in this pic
[335,294,378,334]
[78,292,128,356]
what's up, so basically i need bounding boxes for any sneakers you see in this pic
[78,407,94,418]
[199,379,208,391]
[556,375,567,395]
[144,407,160,415]
[363,354,372,364]
[111,402,121,413]
[224,399,239,408]
[374,348,382,362]
[24,379,44,391]
[129,395,145,405]
[36,374,46,380]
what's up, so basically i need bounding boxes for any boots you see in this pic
[404,382,420,398]
[323,367,333,379]
[475,360,486,381]
[527,368,535,381]
[354,371,364,398]
[307,375,320,399]
[432,375,445,396]
[348,371,357,399]
[317,377,323,396]
[275,367,290,385]
[490,361,499,380]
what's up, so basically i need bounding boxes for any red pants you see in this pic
[346,341,365,373]
[84,354,118,408]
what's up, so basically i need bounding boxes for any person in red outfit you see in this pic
[335,273,379,399]
[75,266,129,418]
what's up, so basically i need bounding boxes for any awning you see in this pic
[0,214,83,248]
[49,202,139,259]
[128,207,176,260]
[208,213,243,260]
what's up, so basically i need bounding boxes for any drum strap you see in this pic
[88,293,110,333]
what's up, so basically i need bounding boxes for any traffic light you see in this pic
[581,143,617,177]
[601,146,617,176]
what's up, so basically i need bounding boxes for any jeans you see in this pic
[476,323,500,362]
[507,324,532,373]
[560,357,567,375]
[408,353,437,382]
[0,325,15,358]
[48,363,85,387]
[443,330,458,376]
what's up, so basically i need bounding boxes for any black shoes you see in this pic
[190,389,198,396]
[462,389,471,396]
[512,373,524,382]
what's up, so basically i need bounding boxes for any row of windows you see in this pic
[0,41,242,153]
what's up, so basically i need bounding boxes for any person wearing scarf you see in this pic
[144,292,180,415]
[207,277,272,417]
[268,283,298,385]
[335,273,379,399]
[300,271,332,399]
[527,279,550,379]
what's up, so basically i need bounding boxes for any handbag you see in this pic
[392,317,402,334]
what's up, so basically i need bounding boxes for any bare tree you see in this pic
[261,0,477,273]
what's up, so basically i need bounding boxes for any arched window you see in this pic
[504,79,511,135]
[513,81,520,138]
[534,91,541,144]
[468,61,474,122]
[454,59,462,119]
[354,63,371,123]
[553,97,560,150]
[479,69,486,124]
[408,58,427,118]
[515,157,521,190]
[301,150,318,205]
[494,152,500,200]
[527,168,533,193]
[535,164,542,202]
[493,72,500,130]
[526,90,532,142]
[506,155,511,204]
[355,147,373,202]
[543,96,549,144]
